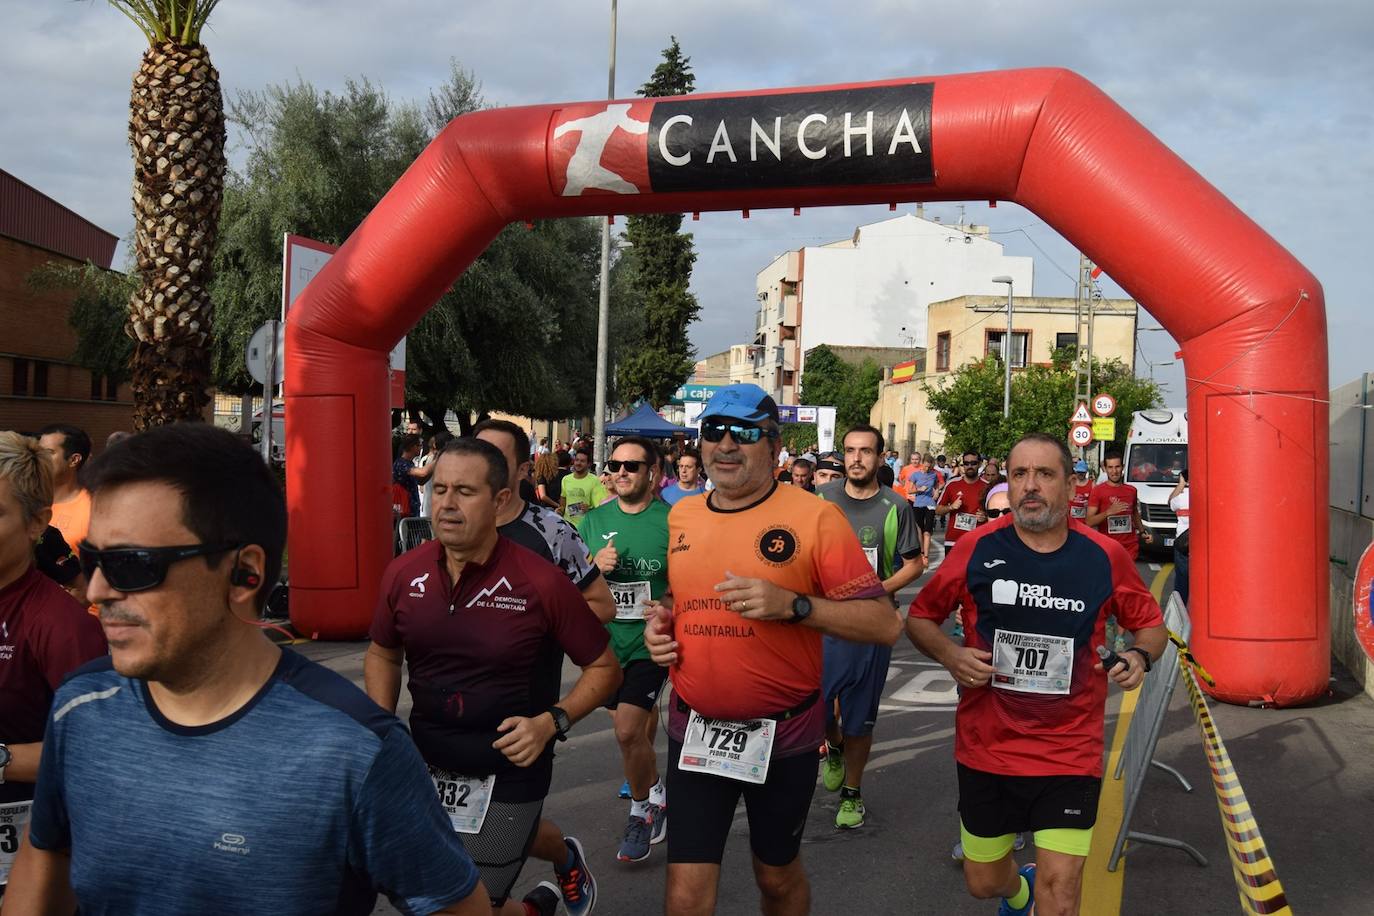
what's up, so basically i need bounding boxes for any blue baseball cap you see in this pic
[699,384,780,425]
[1073,459,1089,473]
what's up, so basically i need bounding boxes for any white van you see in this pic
[1122,408,1188,548]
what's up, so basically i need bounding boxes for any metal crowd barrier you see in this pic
[1107,593,1208,871]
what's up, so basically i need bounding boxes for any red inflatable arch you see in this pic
[285,68,1327,705]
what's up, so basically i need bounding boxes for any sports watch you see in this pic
[789,595,814,624]
[0,743,11,784]
[1124,647,1153,672]
[547,706,572,742]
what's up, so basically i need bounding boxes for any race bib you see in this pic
[679,710,775,784]
[428,766,495,835]
[992,629,1074,695]
[611,580,651,620]
[0,801,30,885]
[1107,514,1132,535]
[863,546,879,573]
[954,512,979,531]
[1070,505,1087,519]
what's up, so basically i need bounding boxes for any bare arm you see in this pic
[1,833,77,915]
[493,646,622,766]
[363,642,404,713]
[882,554,926,596]
[580,575,616,625]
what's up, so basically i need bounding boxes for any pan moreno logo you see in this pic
[991,578,1086,613]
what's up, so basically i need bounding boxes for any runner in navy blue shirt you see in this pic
[5,423,487,916]
[907,433,1165,916]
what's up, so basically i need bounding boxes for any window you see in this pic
[986,331,1029,368]
[935,332,951,372]
[32,360,48,397]
[12,358,29,396]
[1055,332,1078,353]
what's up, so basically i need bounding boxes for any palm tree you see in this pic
[109,1,226,427]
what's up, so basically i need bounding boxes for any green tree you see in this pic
[799,344,884,438]
[28,261,138,383]
[616,38,700,407]
[210,68,601,425]
[923,348,1162,457]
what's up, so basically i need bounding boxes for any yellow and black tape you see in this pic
[1181,667,1293,915]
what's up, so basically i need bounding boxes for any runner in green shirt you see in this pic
[580,436,670,863]
[560,447,608,534]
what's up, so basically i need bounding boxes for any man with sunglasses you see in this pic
[644,385,900,916]
[6,424,490,915]
[907,433,1165,916]
[816,424,925,830]
[0,433,106,905]
[581,436,671,863]
[936,451,991,557]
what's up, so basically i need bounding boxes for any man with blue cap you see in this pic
[646,384,901,916]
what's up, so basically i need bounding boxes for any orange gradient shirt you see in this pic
[667,483,884,721]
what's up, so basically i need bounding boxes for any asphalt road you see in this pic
[294,537,1374,915]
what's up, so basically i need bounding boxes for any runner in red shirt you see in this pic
[935,451,990,553]
[1068,460,1094,522]
[907,433,1165,916]
[1085,450,1153,560]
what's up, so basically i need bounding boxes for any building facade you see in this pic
[0,169,130,445]
[747,210,1034,405]
[870,294,1138,457]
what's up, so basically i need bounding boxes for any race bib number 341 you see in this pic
[428,767,495,835]
[679,710,775,784]
[992,629,1074,695]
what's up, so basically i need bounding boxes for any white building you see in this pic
[749,209,1034,404]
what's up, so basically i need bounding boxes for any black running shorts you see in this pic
[956,762,1101,837]
[604,659,669,712]
[666,739,818,867]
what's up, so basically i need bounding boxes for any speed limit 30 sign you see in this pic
[1070,422,1094,447]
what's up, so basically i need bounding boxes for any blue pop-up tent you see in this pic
[605,403,696,438]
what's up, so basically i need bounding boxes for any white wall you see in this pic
[799,214,1034,357]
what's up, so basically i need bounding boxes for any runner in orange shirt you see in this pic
[644,385,900,916]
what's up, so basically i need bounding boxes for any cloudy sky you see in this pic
[4,0,1370,400]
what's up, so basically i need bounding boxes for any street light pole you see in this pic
[592,0,617,470]
[992,276,1014,418]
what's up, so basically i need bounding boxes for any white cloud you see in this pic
[2,0,1368,389]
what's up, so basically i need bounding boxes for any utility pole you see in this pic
[592,0,617,470]
[1072,253,1096,464]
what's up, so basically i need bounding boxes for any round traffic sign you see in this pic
[1092,392,1117,417]
[1069,422,1094,447]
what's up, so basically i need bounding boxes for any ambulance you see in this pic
[1122,408,1188,549]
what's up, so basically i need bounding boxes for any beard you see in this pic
[1013,499,1068,532]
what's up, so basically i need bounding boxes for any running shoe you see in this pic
[647,802,667,845]
[997,863,1036,916]
[617,779,631,799]
[835,795,866,829]
[523,881,561,916]
[617,814,652,863]
[822,747,846,792]
[556,836,597,916]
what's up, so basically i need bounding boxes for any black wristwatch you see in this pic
[1124,647,1153,672]
[789,594,813,624]
[547,706,572,742]
[0,743,11,784]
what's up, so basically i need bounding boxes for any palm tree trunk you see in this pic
[126,41,225,428]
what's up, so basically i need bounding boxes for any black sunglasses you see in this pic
[701,421,771,444]
[79,542,239,593]
[605,459,647,473]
